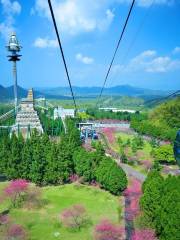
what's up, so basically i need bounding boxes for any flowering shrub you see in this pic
[69,174,80,183]
[0,214,10,225]
[102,128,116,144]
[6,224,27,240]
[124,179,142,221]
[94,219,124,240]
[60,204,88,230]
[132,229,157,240]
[4,179,29,207]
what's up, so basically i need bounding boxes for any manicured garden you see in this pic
[0,182,123,240]
[101,128,177,175]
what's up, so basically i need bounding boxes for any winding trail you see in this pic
[119,163,146,182]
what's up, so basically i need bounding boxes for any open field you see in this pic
[0,183,122,240]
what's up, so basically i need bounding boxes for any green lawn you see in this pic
[0,183,122,240]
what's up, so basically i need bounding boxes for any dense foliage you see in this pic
[38,109,64,136]
[152,144,175,164]
[140,170,180,239]
[131,97,180,141]
[0,119,81,185]
[95,157,127,195]
[0,118,127,195]
[73,146,127,195]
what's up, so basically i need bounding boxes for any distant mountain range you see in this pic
[0,84,169,101]
[36,85,168,97]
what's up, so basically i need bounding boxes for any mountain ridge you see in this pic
[0,84,169,101]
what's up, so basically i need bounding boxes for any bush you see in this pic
[95,157,127,195]
[6,224,27,240]
[152,144,175,164]
[94,219,124,240]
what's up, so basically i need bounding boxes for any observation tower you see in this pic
[7,32,22,114]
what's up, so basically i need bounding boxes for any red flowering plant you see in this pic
[94,219,125,240]
[132,229,157,240]
[6,224,27,240]
[102,128,116,145]
[123,178,142,221]
[4,179,29,208]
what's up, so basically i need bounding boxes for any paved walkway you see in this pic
[119,163,146,182]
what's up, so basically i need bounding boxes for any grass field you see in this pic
[0,183,122,240]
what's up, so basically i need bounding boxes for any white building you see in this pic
[54,107,75,120]
[99,107,136,113]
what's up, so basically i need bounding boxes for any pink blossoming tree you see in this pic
[132,229,157,240]
[94,219,124,240]
[60,204,88,230]
[6,224,27,240]
[4,179,29,207]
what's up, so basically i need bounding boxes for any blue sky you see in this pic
[0,0,180,90]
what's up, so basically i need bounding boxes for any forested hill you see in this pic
[131,97,180,141]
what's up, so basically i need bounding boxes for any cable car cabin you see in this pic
[174,130,180,167]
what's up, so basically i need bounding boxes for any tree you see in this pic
[60,204,88,230]
[140,173,163,225]
[95,157,127,195]
[4,179,29,208]
[94,219,124,240]
[152,144,175,164]
[6,224,27,240]
[132,229,157,240]
[140,171,180,239]
[155,176,180,239]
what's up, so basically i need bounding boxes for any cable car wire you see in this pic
[47,0,77,110]
[109,0,155,89]
[96,0,136,106]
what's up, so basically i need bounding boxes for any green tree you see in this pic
[153,144,175,164]
[95,157,127,195]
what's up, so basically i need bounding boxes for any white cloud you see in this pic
[34,0,115,35]
[114,49,180,73]
[34,0,172,36]
[1,0,21,14]
[76,53,94,64]
[33,37,58,48]
[0,0,21,39]
[173,47,180,55]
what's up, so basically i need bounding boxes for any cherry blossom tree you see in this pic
[4,179,29,207]
[94,219,124,240]
[102,128,116,144]
[124,178,142,221]
[132,229,157,240]
[6,224,27,240]
[60,204,88,230]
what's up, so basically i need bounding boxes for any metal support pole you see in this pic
[13,61,18,114]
